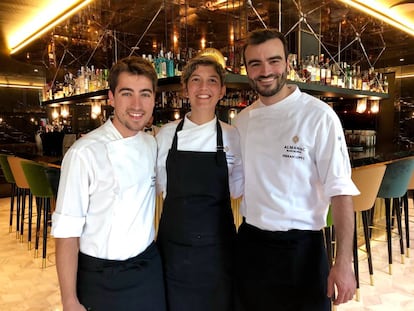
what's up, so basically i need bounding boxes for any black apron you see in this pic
[235,222,331,311]
[157,118,236,311]
[76,242,166,311]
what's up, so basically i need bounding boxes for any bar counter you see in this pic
[349,147,414,167]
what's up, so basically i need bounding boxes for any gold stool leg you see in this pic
[355,288,360,302]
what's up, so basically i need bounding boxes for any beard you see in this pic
[248,70,288,97]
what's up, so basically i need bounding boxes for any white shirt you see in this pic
[156,113,243,199]
[51,119,157,260]
[234,84,359,231]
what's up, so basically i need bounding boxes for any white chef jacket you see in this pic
[234,84,359,231]
[51,119,157,260]
[156,113,244,199]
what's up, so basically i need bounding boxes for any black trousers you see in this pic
[77,242,166,311]
[235,222,331,311]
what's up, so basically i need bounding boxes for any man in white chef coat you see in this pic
[51,56,166,311]
[234,28,360,311]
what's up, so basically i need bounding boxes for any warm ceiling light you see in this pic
[0,83,44,90]
[0,75,45,89]
[339,0,414,37]
[356,98,367,113]
[396,73,414,79]
[8,0,93,54]
[370,100,380,114]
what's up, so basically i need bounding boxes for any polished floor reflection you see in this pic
[0,197,413,310]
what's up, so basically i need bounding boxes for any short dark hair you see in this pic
[108,56,158,93]
[242,29,289,65]
[181,55,226,87]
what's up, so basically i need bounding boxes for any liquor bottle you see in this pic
[345,63,353,89]
[382,75,389,93]
[303,56,312,83]
[368,68,377,92]
[79,66,86,94]
[355,66,362,90]
[337,62,345,88]
[102,69,109,89]
[331,63,339,87]
[314,55,321,84]
[319,54,326,85]
[361,70,370,91]
[309,55,317,83]
[287,53,297,81]
[166,51,175,78]
[325,58,331,86]
[155,50,167,79]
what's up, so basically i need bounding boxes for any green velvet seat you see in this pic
[21,160,55,268]
[377,157,414,274]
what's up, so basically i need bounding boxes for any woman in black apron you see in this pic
[156,55,243,311]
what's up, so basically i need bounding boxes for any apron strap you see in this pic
[216,120,226,167]
[171,118,185,151]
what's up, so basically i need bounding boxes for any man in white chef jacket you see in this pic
[51,56,166,311]
[233,29,360,311]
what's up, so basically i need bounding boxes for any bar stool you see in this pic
[0,153,17,233]
[376,157,414,274]
[351,164,386,300]
[402,171,414,257]
[7,156,34,246]
[21,160,55,268]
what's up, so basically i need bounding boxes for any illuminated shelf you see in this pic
[224,73,389,100]
[42,74,389,106]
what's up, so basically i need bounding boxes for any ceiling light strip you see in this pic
[0,83,44,89]
[10,0,93,55]
[339,0,414,37]
[396,74,414,79]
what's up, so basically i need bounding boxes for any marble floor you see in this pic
[0,197,413,310]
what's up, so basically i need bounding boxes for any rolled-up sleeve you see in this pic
[316,112,360,198]
[51,147,90,238]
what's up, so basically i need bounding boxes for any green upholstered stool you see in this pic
[377,158,414,274]
[21,160,55,268]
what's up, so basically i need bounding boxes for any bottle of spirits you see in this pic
[362,70,370,91]
[325,58,331,86]
[382,75,389,93]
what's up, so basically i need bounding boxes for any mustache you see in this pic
[256,74,281,80]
